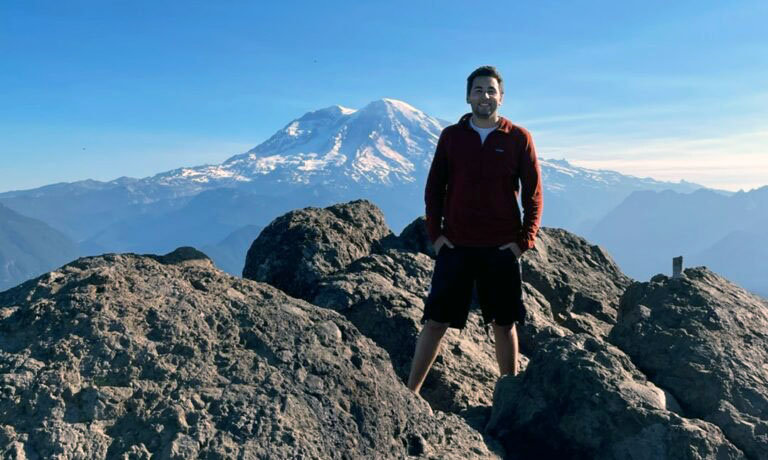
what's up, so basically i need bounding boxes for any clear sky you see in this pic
[2,0,767,192]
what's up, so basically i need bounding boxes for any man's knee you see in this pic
[492,321,516,334]
[423,319,450,336]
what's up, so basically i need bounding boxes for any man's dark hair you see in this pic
[466,66,504,97]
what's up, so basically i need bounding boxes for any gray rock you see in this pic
[515,283,572,354]
[311,246,577,459]
[0,249,499,459]
[394,221,625,343]
[398,216,436,258]
[523,227,632,338]
[12,198,766,459]
[310,223,605,423]
[609,267,768,459]
[312,249,503,417]
[487,334,744,459]
[242,200,392,300]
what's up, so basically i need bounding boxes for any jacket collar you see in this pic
[458,113,513,134]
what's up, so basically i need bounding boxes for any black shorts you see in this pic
[421,245,526,330]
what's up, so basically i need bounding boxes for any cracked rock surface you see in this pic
[242,199,393,300]
[522,228,632,339]
[4,199,767,460]
[609,268,768,459]
[487,333,744,460]
[0,248,498,459]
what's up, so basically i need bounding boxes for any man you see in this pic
[407,66,543,394]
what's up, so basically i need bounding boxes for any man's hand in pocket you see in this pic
[433,235,455,254]
[499,242,522,258]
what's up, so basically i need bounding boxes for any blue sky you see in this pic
[1,0,766,192]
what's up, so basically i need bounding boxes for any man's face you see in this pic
[466,76,503,119]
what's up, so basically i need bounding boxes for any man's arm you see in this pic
[425,131,449,245]
[515,129,543,253]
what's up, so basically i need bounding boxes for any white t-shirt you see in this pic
[469,118,497,145]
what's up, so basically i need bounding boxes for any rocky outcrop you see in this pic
[311,245,571,418]
[247,207,608,426]
[609,268,768,459]
[397,216,436,258]
[312,248,502,418]
[239,203,768,458]
[242,200,392,300]
[241,205,504,419]
[487,334,744,459]
[523,228,632,338]
[0,248,500,459]
[6,197,767,459]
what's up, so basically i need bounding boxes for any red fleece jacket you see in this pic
[424,113,543,252]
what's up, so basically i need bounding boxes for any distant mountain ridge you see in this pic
[588,186,768,297]
[0,98,733,291]
[0,98,705,236]
[0,204,81,291]
[539,158,705,233]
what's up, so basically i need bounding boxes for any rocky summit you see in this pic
[521,227,632,339]
[487,334,742,459]
[242,200,394,300]
[609,268,768,459]
[0,248,497,459]
[240,200,768,459]
[2,199,767,459]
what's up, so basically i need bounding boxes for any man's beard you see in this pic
[472,104,495,119]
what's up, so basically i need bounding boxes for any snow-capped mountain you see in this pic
[3,96,759,292]
[1,97,715,244]
[539,158,706,233]
[541,158,703,193]
[139,97,704,229]
[153,99,446,191]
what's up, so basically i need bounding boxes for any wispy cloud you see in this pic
[523,103,690,126]
[542,129,768,191]
[526,90,768,128]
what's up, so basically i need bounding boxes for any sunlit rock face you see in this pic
[3,199,766,459]
[609,268,768,459]
[242,199,393,300]
[487,333,743,459]
[0,247,499,459]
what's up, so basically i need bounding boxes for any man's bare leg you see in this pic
[493,322,519,376]
[407,320,449,393]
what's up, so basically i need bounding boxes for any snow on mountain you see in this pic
[540,158,704,194]
[154,98,446,189]
[148,98,705,198]
[0,97,714,241]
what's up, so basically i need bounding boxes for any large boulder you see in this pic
[397,222,627,342]
[310,220,584,418]
[0,248,500,459]
[609,268,768,459]
[522,228,632,338]
[312,248,502,418]
[487,334,744,459]
[397,216,436,258]
[311,245,570,432]
[242,200,392,300]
